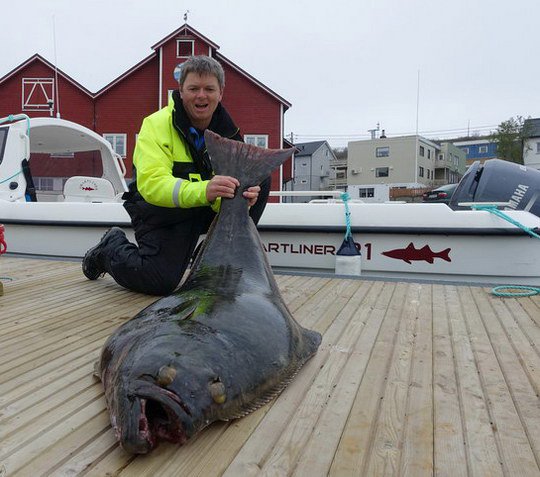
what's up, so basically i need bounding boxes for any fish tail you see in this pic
[438,248,452,262]
[204,130,294,188]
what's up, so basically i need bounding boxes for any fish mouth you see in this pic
[119,385,192,454]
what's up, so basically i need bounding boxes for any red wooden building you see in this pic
[0,24,292,200]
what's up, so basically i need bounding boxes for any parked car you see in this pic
[422,183,458,204]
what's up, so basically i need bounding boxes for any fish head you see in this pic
[106,355,228,454]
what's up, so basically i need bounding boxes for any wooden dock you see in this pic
[0,256,539,476]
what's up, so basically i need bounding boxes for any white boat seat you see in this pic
[62,176,116,203]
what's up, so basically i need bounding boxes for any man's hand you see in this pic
[243,185,261,207]
[206,175,239,202]
[206,176,261,207]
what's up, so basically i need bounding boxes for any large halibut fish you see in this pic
[96,130,322,454]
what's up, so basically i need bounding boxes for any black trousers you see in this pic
[102,176,271,296]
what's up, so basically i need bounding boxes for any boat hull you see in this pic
[3,201,540,286]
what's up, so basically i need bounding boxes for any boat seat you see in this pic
[62,176,117,203]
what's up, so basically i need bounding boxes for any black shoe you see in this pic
[82,227,124,280]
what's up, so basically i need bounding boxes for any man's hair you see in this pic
[178,56,225,89]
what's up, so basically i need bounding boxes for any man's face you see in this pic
[179,72,223,129]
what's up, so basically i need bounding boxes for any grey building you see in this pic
[347,135,466,193]
[287,141,336,203]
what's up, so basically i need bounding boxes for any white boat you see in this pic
[2,114,540,286]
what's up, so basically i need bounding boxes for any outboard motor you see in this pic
[449,159,540,217]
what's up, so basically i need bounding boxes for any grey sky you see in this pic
[1,0,538,147]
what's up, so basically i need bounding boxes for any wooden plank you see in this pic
[223,281,381,476]
[293,281,393,475]
[363,283,423,476]
[472,290,540,469]
[432,285,468,477]
[329,282,408,475]
[400,283,434,477]
[447,285,504,476]
[1,257,539,476]
[464,287,538,475]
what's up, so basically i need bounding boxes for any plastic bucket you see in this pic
[449,159,540,216]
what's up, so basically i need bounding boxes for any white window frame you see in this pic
[359,187,374,198]
[479,145,488,154]
[177,39,194,58]
[22,77,54,111]
[244,134,268,148]
[35,177,54,191]
[103,133,127,157]
[375,167,389,178]
[376,146,389,157]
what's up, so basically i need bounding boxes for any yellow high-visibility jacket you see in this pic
[132,91,241,212]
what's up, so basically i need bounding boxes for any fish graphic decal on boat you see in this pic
[382,242,451,264]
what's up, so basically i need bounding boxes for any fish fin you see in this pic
[205,130,294,188]
[439,248,452,262]
[404,259,411,264]
[406,242,416,251]
[426,257,434,264]
[221,362,306,421]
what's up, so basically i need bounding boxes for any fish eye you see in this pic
[209,378,226,404]
[157,365,177,386]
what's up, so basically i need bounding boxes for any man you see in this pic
[82,55,270,295]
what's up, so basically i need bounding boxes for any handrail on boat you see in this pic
[269,190,343,197]
[0,114,31,136]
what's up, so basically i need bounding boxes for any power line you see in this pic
[289,124,500,145]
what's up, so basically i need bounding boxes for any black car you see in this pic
[422,183,458,204]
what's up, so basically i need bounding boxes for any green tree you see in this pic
[490,116,532,164]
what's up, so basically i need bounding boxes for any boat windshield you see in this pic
[0,127,7,165]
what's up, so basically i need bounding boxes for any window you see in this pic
[419,146,425,157]
[22,78,54,111]
[51,152,74,158]
[359,188,374,198]
[463,147,469,154]
[177,40,194,58]
[103,134,127,156]
[438,153,444,161]
[244,135,268,148]
[35,177,54,191]
[419,166,424,177]
[427,169,430,179]
[376,146,389,157]
[375,167,389,177]
[0,128,9,164]
[479,145,488,154]
[536,142,540,154]
[427,149,431,159]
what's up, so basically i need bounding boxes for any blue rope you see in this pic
[340,192,352,239]
[470,204,540,240]
[470,205,540,296]
[0,170,21,184]
[0,114,30,135]
[491,285,540,297]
